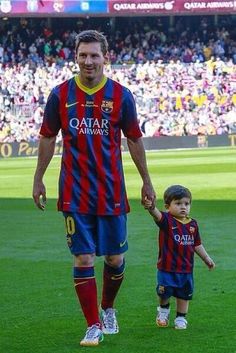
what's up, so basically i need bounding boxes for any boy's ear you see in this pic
[164,204,169,210]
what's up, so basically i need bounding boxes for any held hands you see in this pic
[143,196,156,211]
[141,183,156,210]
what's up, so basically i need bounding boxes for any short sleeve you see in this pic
[40,89,61,137]
[120,88,142,139]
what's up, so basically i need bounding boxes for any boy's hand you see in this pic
[144,196,155,210]
[205,256,216,270]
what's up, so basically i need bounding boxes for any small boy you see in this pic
[144,185,215,329]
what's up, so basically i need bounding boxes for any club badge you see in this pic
[101,100,113,113]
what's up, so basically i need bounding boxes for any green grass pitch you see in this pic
[0,147,236,353]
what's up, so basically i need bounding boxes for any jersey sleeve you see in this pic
[120,88,142,139]
[193,221,202,247]
[155,211,168,229]
[40,89,61,137]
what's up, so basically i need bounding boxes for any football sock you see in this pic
[160,303,170,309]
[73,266,100,327]
[101,261,125,310]
[176,312,187,317]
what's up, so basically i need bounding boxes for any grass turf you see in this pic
[0,147,236,353]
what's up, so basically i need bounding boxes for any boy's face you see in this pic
[165,197,191,220]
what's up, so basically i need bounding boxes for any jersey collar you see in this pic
[75,75,107,95]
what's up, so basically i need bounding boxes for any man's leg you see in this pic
[74,254,103,346]
[74,254,100,327]
[101,254,125,309]
[100,254,125,334]
[63,213,104,345]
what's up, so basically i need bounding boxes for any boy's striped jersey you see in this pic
[155,212,202,273]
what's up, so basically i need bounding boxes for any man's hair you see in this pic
[164,185,192,205]
[75,30,108,55]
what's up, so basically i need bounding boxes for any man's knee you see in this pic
[74,253,95,267]
[105,254,124,268]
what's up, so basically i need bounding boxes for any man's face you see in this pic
[76,42,108,85]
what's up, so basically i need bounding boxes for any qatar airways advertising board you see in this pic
[0,0,107,15]
[109,0,236,14]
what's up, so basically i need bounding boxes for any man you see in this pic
[32,30,155,347]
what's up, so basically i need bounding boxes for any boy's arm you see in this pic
[195,244,215,270]
[145,201,162,222]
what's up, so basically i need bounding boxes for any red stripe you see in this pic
[75,89,89,213]
[157,229,164,269]
[59,81,73,211]
[165,217,174,272]
[185,223,197,272]
[185,246,192,273]
[109,82,123,215]
[176,222,185,272]
[93,87,106,214]
[184,223,193,273]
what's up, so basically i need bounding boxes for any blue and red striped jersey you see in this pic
[40,75,142,215]
[155,212,202,273]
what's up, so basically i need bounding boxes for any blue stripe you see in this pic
[67,79,80,211]
[73,267,94,279]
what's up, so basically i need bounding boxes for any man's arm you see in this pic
[127,137,156,205]
[32,135,56,210]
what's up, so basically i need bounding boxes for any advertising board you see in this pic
[0,0,107,16]
[108,0,236,14]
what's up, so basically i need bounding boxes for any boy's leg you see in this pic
[156,272,173,327]
[176,297,189,315]
[156,298,171,327]
[174,276,193,329]
[174,298,189,329]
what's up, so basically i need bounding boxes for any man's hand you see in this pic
[144,196,156,212]
[141,182,156,208]
[32,180,47,210]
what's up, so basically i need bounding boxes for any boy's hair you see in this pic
[164,185,192,205]
[75,30,108,55]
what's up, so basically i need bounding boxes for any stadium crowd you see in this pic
[1,15,236,142]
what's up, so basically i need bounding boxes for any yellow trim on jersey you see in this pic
[174,216,192,224]
[74,75,107,95]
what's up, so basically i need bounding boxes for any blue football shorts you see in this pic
[63,212,128,256]
[156,270,194,300]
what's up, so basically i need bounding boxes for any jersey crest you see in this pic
[101,100,113,113]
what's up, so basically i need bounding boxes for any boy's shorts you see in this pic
[63,212,128,256]
[156,270,194,300]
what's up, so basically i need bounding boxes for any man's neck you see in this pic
[78,74,104,89]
